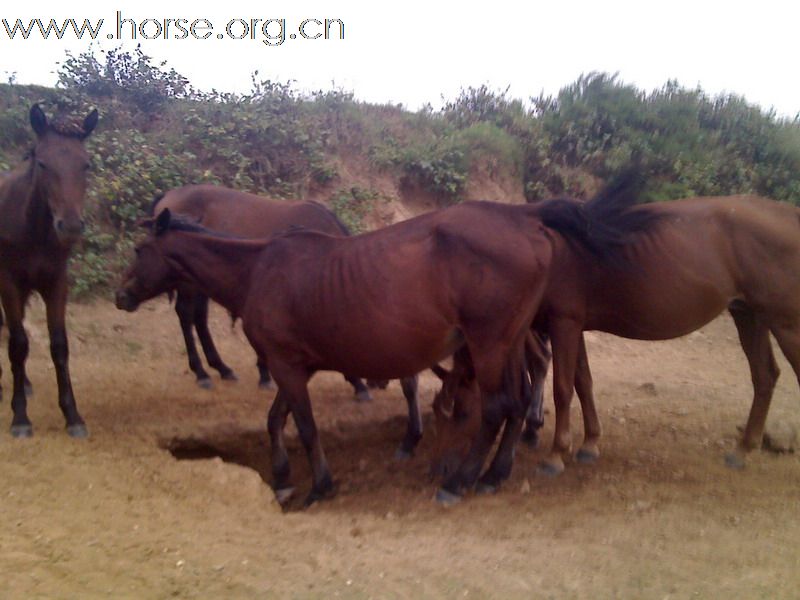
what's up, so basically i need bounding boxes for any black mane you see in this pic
[531,167,661,262]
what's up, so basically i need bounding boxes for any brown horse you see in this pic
[115,191,635,506]
[0,104,98,437]
[151,184,370,399]
[437,192,800,483]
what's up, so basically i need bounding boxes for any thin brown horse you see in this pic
[151,184,371,400]
[0,104,98,437]
[139,185,426,457]
[115,191,635,507]
[437,191,800,485]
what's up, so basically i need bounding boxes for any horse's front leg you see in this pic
[2,287,33,437]
[436,345,518,504]
[344,374,372,403]
[267,390,293,504]
[574,335,601,463]
[270,361,333,507]
[256,355,275,390]
[521,331,550,447]
[396,375,422,459]
[42,276,86,438]
[175,290,213,389]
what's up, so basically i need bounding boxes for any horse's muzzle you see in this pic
[114,289,139,312]
[54,218,85,244]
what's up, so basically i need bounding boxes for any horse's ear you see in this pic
[30,104,48,137]
[155,209,172,236]
[81,108,99,139]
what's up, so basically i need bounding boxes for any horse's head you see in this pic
[29,104,99,245]
[115,209,183,312]
[429,360,483,480]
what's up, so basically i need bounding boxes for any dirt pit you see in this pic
[0,298,798,598]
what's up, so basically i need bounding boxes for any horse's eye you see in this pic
[135,247,141,257]
[36,160,47,170]
[83,162,91,171]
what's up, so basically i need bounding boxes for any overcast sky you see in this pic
[1,0,797,117]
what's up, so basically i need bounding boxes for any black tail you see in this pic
[532,166,660,262]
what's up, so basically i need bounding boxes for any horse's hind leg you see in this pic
[538,319,583,476]
[396,375,422,459]
[175,291,212,388]
[193,294,236,381]
[344,374,372,403]
[727,302,780,464]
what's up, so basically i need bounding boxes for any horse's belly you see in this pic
[589,291,733,340]
[311,327,463,379]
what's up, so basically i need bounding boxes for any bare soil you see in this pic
[1,297,798,599]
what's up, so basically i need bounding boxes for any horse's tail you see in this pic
[149,192,166,216]
[531,167,659,261]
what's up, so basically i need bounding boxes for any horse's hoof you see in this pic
[197,377,213,390]
[10,424,32,438]
[394,447,413,461]
[259,380,276,391]
[725,452,746,470]
[221,371,238,382]
[576,447,599,464]
[67,424,89,439]
[274,487,295,505]
[303,486,336,508]
[354,390,372,403]
[475,481,498,495]
[521,430,539,449]
[536,460,564,478]
[435,487,463,507]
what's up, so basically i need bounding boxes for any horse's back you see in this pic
[581,195,800,335]
[155,184,345,238]
[243,201,551,376]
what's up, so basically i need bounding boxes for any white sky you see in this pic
[0,0,797,117]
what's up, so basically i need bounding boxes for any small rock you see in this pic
[638,382,657,396]
[763,422,798,453]
[520,479,531,494]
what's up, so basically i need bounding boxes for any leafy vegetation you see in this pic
[0,49,797,298]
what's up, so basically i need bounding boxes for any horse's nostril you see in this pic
[55,219,64,232]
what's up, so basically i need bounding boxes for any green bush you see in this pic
[1,48,799,298]
[329,187,379,234]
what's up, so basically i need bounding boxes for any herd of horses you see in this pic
[2,105,800,508]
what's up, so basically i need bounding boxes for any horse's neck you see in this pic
[167,234,266,316]
[0,161,53,246]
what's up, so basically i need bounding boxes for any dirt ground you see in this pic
[1,297,799,599]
